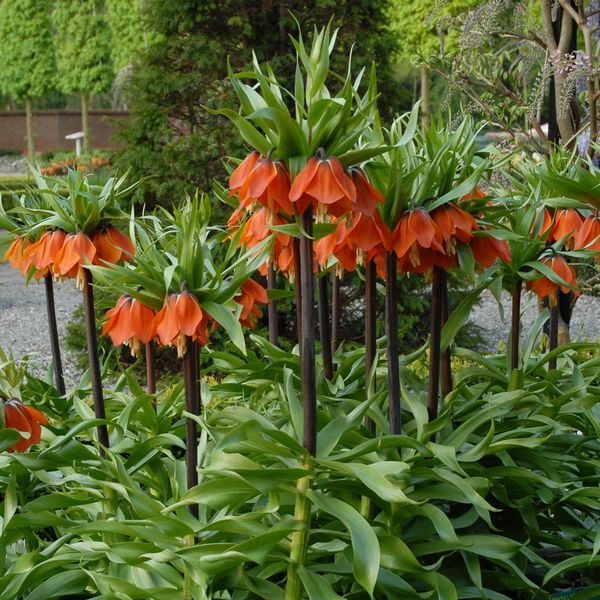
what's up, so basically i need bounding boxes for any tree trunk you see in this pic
[81,92,90,155]
[25,98,34,163]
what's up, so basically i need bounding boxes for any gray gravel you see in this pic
[0,156,27,175]
[470,289,600,352]
[0,262,82,383]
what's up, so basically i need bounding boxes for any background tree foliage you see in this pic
[114,0,402,207]
[105,0,151,74]
[53,0,113,153]
[0,0,55,159]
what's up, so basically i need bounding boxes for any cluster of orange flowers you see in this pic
[102,281,268,358]
[40,156,111,176]
[229,153,512,279]
[5,227,135,289]
[525,208,599,305]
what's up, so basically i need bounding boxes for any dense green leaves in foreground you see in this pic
[1,331,600,599]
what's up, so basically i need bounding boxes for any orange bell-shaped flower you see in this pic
[393,208,446,272]
[235,279,269,329]
[574,214,600,254]
[550,208,583,248]
[3,398,48,452]
[289,155,356,217]
[92,226,135,265]
[229,151,260,197]
[102,295,156,356]
[153,292,209,356]
[237,157,293,216]
[431,202,476,254]
[470,232,511,269]
[53,232,97,288]
[349,167,383,217]
[529,256,579,305]
[23,230,67,278]
[4,236,34,276]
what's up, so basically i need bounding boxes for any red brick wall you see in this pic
[0,110,130,154]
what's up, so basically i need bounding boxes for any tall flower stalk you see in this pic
[217,25,387,599]
[44,274,66,395]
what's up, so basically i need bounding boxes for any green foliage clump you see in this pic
[53,0,113,97]
[0,0,55,101]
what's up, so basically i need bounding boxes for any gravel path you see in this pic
[470,289,600,351]
[0,262,82,382]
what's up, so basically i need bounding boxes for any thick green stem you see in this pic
[285,472,312,600]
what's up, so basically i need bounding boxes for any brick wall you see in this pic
[0,110,130,154]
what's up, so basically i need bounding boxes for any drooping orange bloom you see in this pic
[549,208,583,248]
[4,236,34,276]
[3,398,48,452]
[102,295,156,356]
[289,156,356,218]
[229,151,260,197]
[431,202,476,254]
[393,208,446,273]
[349,167,383,217]
[574,214,600,255]
[337,211,391,272]
[92,227,135,265]
[153,292,209,356]
[470,232,512,268]
[235,279,269,329]
[53,232,97,288]
[234,156,293,216]
[529,256,579,305]
[238,207,295,278]
[22,230,67,278]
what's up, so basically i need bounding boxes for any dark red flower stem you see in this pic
[300,208,317,455]
[364,259,377,434]
[549,304,559,370]
[183,337,200,517]
[428,266,443,422]
[44,274,66,395]
[510,280,522,371]
[440,269,452,397]
[267,264,279,346]
[385,252,401,434]
[145,341,156,396]
[331,272,341,354]
[82,269,109,452]
[318,272,333,380]
[294,237,303,345]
